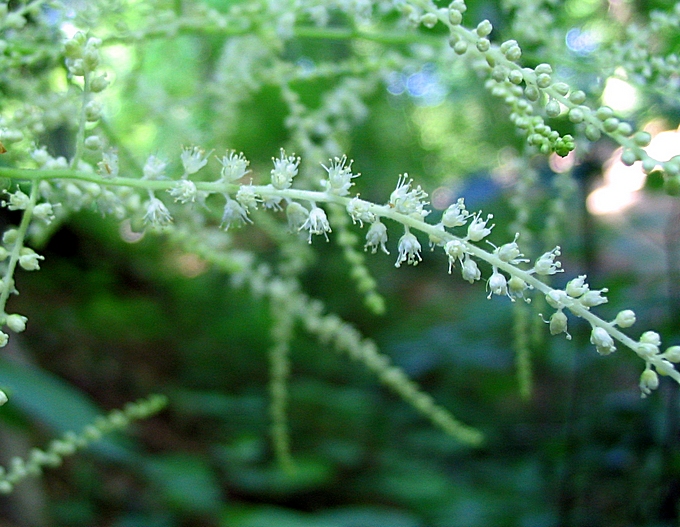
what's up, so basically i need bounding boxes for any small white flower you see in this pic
[144,197,173,227]
[5,313,27,333]
[347,197,375,227]
[365,221,389,254]
[467,212,494,242]
[98,150,119,178]
[18,249,44,271]
[33,203,56,224]
[181,146,209,175]
[614,310,636,328]
[495,234,527,264]
[395,230,422,267]
[4,190,30,210]
[461,255,481,283]
[389,174,429,218]
[566,275,589,297]
[579,288,608,308]
[236,185,260,210]
[486,268,508,298]
[640,331,661,346]
[444,239,466,273]
[590,326,616,355]
[143,156,168,180]
[532,247,562,275]
[639,368,659,398]
[300,205,331,243]
[271,150,300,190]
[441,198,470,228]
[218,150,250,182]
[508,275,529,300]
[168,180,197,203]
[321,155,358,196]
[222,197,252,230]
[549,310,570,338]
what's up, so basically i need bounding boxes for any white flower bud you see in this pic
[549,310,570,338]
[662,346,680,363]
[590,327,616,355]
[19,249,44,271]
[639,369,659,397]
[461,255,481,283]
[640,331,661,346]
[5,314,27,333]
[0,389,7,405]
[566,275,588,297]
[614,309,636,328]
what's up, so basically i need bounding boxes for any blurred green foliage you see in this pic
[0,0,679,526]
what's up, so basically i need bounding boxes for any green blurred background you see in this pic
[1,0,680,525]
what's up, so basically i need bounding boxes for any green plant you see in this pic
[0,0,679,524]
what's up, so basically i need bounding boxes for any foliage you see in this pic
[0,0,679,525]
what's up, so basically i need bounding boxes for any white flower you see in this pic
[579,288,608,308]
[365,221,389,254]
[566,275,589,297]
[143,156,167,180]
[486,268,508,298]
[467,212,494,242]
[144,197,173,227]
[495,234,526,264]
[271,150,300,190]
[181,146,209,175]
[395,230,422,267]
[18,249,44,271]
[4,190,30,210]
[168,180,197,203]
[590,326,616,355]
[614,310,636,328]
[389,174,429,218]
[461,255,481,283]
[532,247,562,275]
[441,198,470,228]
[639,369,659,398]
[218,150,250,182]
[347,197,375,227]
[321,155,358,196]
[549,310,570,338]
[222,197,251,230]
[444,239,466,273]
[236,185,260,210]
[5,313,27,333]
[300,205,331,243]
[33,203,56,224]
[98,149,119,178]
[508,276,529,300]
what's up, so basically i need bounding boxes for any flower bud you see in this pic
[5,314,27,333]
[614,310,636,327]
[590,327,616,355]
